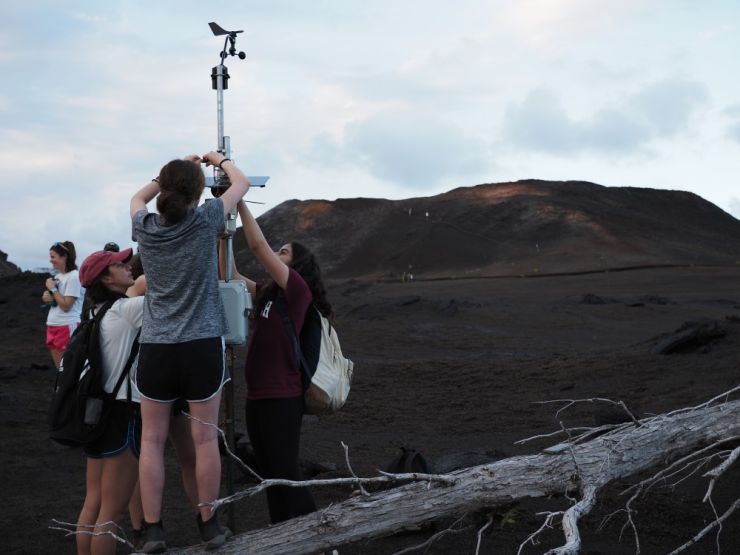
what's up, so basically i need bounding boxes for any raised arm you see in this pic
[237,200,290,289]
[130,179,160,218]
[217,238,256,296]
[126,274,147,298]
[201,152,250,215]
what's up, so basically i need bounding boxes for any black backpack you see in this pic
[48,300,139,447]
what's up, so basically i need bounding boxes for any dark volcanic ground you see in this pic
[2,181,740,554]
[1,265,739,554]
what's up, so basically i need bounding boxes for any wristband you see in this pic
[218,158,231,170]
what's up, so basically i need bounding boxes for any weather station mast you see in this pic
[208,21,268,277]
[207,21,268,532]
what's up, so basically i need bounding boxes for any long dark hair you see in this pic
[50,241,77,272]
[255,242,334,324]
[129,253,144,280]
[156,159,205,224]
[81,267,126,322]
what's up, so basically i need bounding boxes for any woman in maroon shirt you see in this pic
[227,199,334,523]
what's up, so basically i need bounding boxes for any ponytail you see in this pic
[156,190,190,224]
[156,159,206,224]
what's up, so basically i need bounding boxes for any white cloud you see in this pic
[727,123,740,143]
[628,78,708,136]
[502,78,708,155]
[723,104,740,143]
[310,110,491,188]
[507,0,641,52]
[503,89,578,153]
[2,1,740,270]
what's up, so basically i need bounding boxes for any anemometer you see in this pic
[207,22,263,344]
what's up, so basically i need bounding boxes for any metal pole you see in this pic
[209,21,249,535]
[216,64,226,153]
[223,346,236,533]
[215,57,236,529]
[215,62,235,281]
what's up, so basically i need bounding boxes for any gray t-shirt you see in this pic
[132,199,227,343]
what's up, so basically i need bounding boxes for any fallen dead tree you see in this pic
[162,390,740,555]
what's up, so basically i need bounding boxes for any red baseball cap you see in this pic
[79,248,133,287]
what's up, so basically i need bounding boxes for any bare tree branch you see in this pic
[182,410,263,482]
[703,445,740,503]
[171,395,740,555]
[664,385,740,418]
[474,514,494,555]
[545,484,598,555]
[390,513,470,555]
[206,471,459,512]
[49,519,133,548]
[341,441,369,496]
[535,397,641,426]
[666,498,740,555]
[517,511,563,555]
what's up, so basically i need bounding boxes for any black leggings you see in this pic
[246,397,316,523]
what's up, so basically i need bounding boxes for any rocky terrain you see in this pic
[0,250,20,278]
[1,180,739,554]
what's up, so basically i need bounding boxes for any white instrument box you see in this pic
[219,280,252,345]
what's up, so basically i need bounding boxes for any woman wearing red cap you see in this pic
[75,248,143,555]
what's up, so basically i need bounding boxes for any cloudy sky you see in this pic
[2,0,739,270]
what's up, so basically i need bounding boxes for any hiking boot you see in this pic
[131,528,143,551]
[141,520,166,554]
[197,513,229,551]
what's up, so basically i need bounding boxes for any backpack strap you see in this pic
[274,297,312,385]
[111,331,141,402]
[77,300,117,390]
[89,299,117,323]
[91,299,140,402]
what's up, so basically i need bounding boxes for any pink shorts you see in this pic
[46,324,77,352]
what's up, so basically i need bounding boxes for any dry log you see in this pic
[162,397,740,554]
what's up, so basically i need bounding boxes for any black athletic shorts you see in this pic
[172,397,189,418]
[84,401,141,458]
[135,337,229,403]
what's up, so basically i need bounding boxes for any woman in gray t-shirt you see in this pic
[130,152,249,552]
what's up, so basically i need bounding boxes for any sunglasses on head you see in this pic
[52,242,69,253]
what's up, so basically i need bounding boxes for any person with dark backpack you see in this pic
[69,248,144,555]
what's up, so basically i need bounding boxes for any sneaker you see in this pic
[141,520,167,554]
[197,513,228,551]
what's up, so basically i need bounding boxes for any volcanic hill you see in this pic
[232,180,740,279]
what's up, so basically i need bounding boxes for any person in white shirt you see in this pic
[42,241,85,368]
[75,248,143,555]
